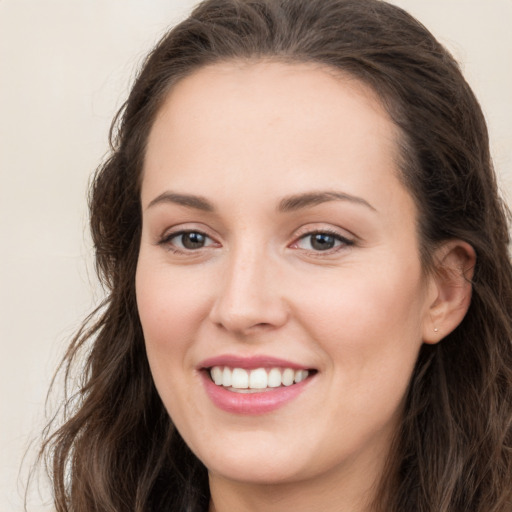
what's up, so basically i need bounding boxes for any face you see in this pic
[136,61,436,489]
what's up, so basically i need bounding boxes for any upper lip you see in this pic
[198,354,312,370]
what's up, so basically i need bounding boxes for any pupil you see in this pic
[311,233,335,251]
[182,232,205,249]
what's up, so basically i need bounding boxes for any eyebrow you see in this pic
[278,191,376,213]
[145,190,376,213]
[146,192,214,212]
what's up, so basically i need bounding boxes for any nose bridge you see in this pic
[209,240,287,333]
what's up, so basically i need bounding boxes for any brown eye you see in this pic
[179,232,207,249]
[294,231,353,252]
[161,230,215,251]
[310,233,337,251]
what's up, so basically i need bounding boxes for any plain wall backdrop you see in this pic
[1,1,511,510]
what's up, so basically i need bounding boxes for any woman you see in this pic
[39,0,512,510]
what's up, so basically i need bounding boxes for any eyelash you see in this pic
[158,228,354,256]
[158,230,218,254]
[291,229,354,253]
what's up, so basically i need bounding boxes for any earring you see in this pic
[434,327,439,333]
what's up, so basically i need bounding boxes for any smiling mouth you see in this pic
[207,366,316,393]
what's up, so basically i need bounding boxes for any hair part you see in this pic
[37,1,512,511]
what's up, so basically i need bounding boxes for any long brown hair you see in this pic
[38,1,512,510]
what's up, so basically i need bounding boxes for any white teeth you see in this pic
[249,368,268,389]
[231,368,249,389]
[282,368,295,386]
[294,369,308,383]
[268,367,282,388]
[209,366,310,390]
[211,366,223,385]
[222,367,232,387]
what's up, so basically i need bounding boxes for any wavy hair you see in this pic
[38,1,512,510]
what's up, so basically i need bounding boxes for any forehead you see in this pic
[147,60,397,155]
[142,60,408,218]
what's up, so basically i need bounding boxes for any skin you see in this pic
[136,61,474,512]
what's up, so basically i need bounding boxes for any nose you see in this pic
[208,247,289,336]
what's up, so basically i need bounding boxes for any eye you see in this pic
[293,231,352,252]
[160,230,216,251]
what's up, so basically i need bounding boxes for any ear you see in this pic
[422,240,476,344]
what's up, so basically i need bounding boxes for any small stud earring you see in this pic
[434,327,439,333]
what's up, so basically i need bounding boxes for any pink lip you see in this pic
[198,354,309,370]
[201,373,312,415]
[198,354,315,415]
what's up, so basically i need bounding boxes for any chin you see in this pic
[191,434,316,485]
[205,456,306,485]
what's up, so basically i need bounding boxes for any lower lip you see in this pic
[201,372,313,415]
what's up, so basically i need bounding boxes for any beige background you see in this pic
[1,1,511,510]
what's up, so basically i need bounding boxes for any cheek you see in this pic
[135,262,216,429]
[135,263,211,375]
[293,258,427,385]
